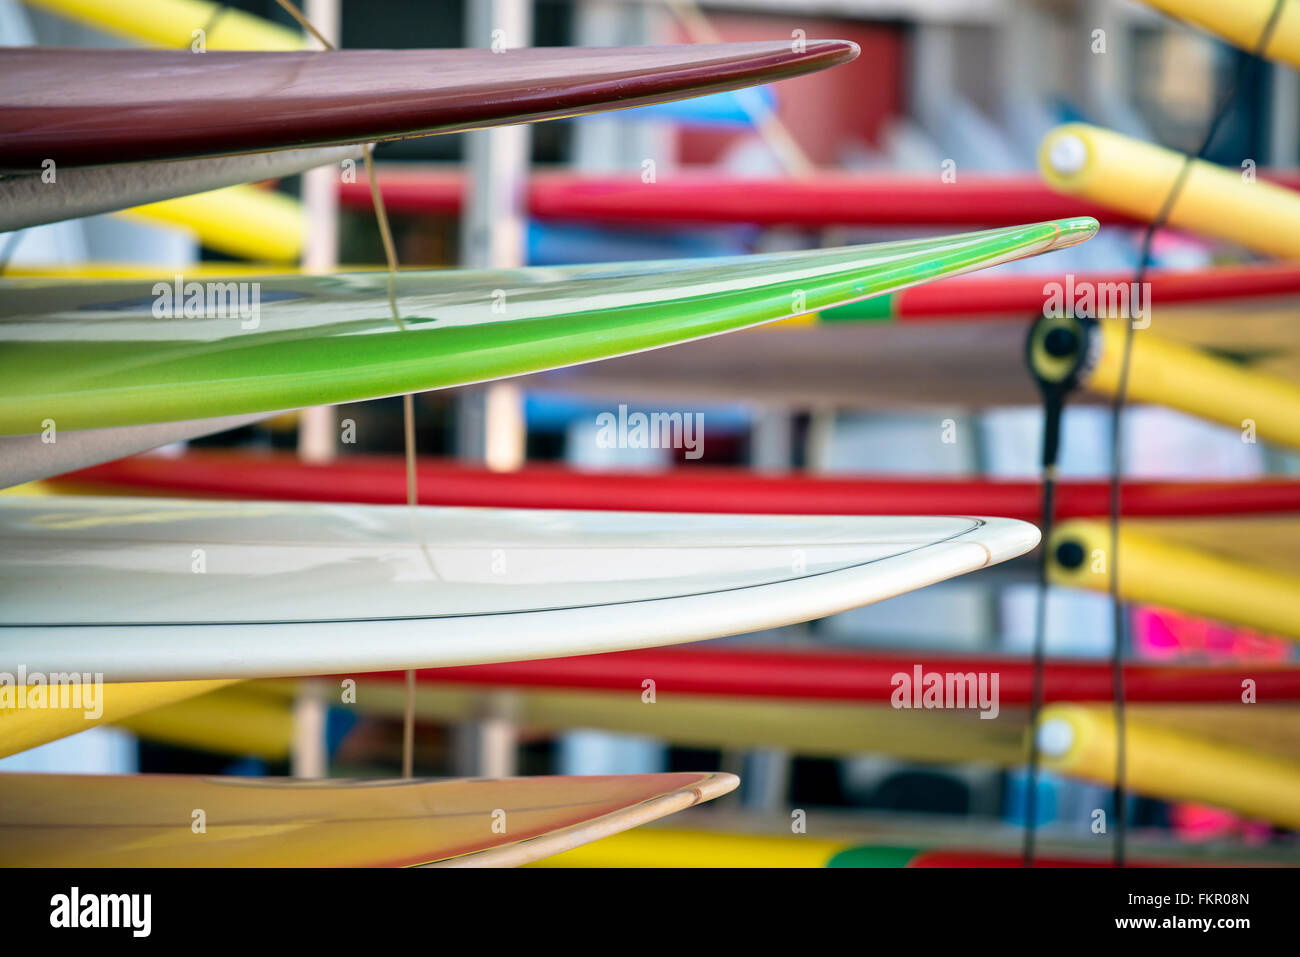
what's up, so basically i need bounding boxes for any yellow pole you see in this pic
[1,679,233,757]
[1137,0,1300,70]
[1046,519,1300,638]
[1085,317,1300,451]
[119,186,305,262]
[22,0,304,49]
[1039,123,1300,259]
[1037,704,1300,829]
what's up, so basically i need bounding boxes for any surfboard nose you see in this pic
[1045,216,1101,251]
[801,39,861,66]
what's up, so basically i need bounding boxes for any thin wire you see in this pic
[364,142,406,330]
[276,0,419,778]
[401,388,418,779]
[1104,0,1285,867]
[274,0,331,48]
[1022,464,1057,865]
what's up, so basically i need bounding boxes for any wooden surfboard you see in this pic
[0,770,737,867]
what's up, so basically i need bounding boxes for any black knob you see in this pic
[1043,326,1079,358]
[1054,539,1086,569]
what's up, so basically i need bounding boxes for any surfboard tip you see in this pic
[1047,216,1101,250]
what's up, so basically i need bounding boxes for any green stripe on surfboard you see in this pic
[827,844,924,867]
[0,219,1094,434]
[817,292,900,322]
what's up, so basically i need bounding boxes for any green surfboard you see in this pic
[0,218,1095,436]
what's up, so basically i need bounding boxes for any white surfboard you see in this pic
[0,496,1038,682]
[0,145,360,233]
[0,413,270,489]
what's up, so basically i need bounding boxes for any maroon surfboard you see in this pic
[0,42,857,170]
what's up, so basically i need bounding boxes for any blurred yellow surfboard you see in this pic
[0,770,737,867]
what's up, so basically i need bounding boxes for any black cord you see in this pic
[1023,312,1091,865]
[1023,462,1057,865]
[1104,0,1285,867]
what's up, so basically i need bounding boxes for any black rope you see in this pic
[1023,312,1092,865]
[1022,461,1057,865]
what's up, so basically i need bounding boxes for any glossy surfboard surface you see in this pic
[0,496,1039,682]
[55,451,1300,521]
[0,219,1096,440]
[0,770,737,867]
[0,42,857,171]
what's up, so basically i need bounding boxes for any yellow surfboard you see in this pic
[0,770,737,867]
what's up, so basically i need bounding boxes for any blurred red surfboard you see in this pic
[55,451,1300,522]
[339,166,1300,229]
